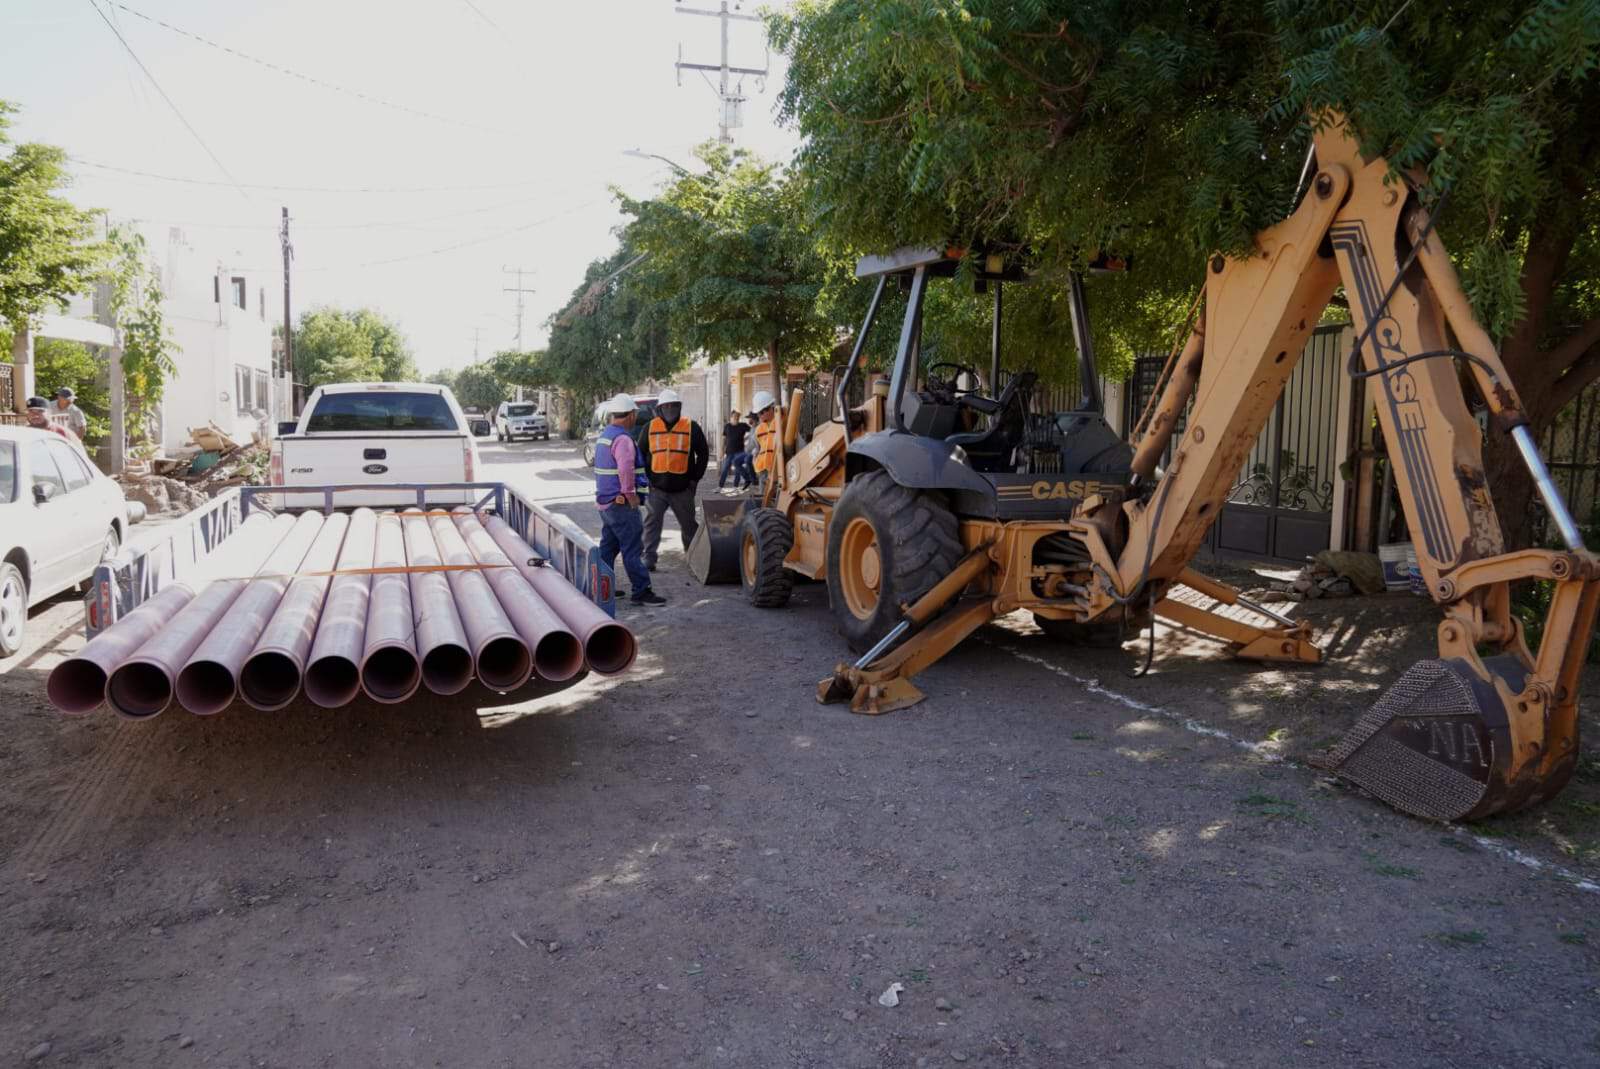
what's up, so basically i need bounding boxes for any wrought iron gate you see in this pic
[1127,324,1346,564]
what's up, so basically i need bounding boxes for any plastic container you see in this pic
[1378,542,1414,592]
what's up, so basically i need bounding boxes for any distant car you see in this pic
[1,426,128,658]
[582,395,658,467]
[496,401,549,442]
[461,408,492,437]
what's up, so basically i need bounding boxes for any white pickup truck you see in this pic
[269,382,483,508]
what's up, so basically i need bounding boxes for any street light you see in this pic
[622,148,693,177]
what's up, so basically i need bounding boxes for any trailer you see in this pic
[53,480,632,718]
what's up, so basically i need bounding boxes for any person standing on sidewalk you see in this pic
[53,387,87,440]
[639,388,708,571]
[717,408,752,492]
[593,393,665,606]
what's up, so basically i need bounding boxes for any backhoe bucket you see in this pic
[689,495,750,585]
[1312,656,1550,822]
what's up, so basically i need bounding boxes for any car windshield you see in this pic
[305,392,458,432]
[507,404,537,417]
[0,442,14,504]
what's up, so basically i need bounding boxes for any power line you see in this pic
[459,0,501,31]
[103,0,508,136]
[85,0,250,201]
[69,157,566,195]
[118,192,581,232]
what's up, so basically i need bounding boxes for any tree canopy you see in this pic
[0,100,106,327]
[293,307,416,387]
[543,243,676,403]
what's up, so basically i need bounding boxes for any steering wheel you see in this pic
[924,361,1001,414]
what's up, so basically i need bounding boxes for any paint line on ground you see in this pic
[989,638,1600,897]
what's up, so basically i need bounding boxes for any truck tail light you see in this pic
[269,442,284,485]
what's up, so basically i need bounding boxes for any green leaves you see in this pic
[293,307,414,388]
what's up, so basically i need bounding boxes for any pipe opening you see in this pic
[47,660,109,715]
[477,636,532,692]
[421,643,472,695]
[363,645,422,703]
[534,632,585,683]
[241,652,301,710]
[585,623,638,675]
[176,660,237,716]
[306,655,361,708]
[107,661,172,719]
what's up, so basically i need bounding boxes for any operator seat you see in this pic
[945,371,1035,470]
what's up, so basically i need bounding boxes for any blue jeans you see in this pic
[719,451,752,488]
[599,504,651,596]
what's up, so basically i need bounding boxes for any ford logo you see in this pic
[363,463,388,475]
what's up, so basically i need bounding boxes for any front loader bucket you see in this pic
[1312,656,1554,822]
[689,495,749,585]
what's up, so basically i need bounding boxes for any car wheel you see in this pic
[0,561,27,658]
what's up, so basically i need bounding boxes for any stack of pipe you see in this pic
[47,507,635,718]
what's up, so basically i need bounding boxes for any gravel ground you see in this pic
[1,438,1596,1068]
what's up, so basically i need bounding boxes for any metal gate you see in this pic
[1127,325,1346,564]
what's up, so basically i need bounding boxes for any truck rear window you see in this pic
[305,392,459,432]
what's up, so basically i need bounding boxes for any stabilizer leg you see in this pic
[1154,568,1322,664]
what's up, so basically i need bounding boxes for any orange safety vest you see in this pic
[753,419,776,473]
[647,416,692,475]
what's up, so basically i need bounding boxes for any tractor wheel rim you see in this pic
[0,574,23,647]
[742,530,757,584]
[839,517,881,620]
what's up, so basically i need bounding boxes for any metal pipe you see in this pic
[305,508,377,708]
[48,584,195,714]
[360,511,425,703]
[397,510,470,696]
[427,511,532,693]
[177,511,326,715]
[106,514,297,719]
[479,512,637,674]
[240,512,351,710]
[452,509,583,683]
[1513,425,1586,551]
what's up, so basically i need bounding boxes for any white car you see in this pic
[1,426,128,657]
[495,401,549,442]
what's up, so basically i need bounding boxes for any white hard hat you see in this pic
[656,388,681,405]
[751,390,775,411]
[603,392,636,415]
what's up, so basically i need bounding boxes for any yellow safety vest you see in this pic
[647,417,692,475]
[753,419,776,473]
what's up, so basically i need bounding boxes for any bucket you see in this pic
[1378,542,1414,592]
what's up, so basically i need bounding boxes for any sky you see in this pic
[0,0,798,374]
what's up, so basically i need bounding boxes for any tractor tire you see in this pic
[740,507,795,608]
[827,470,962,655]
[1032,614,1127,648]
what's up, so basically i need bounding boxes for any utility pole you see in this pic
[675,2,767,144]
[501,266,537,350]
[469,327,482,361]
[280,207,296,414]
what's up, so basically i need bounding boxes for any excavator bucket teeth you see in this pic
[1312,658,1536,822]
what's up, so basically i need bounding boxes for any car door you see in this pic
[23,440,78,599]
[45,439,108,579]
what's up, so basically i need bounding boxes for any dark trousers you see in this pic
[643,486,699,567]
[599,504,651,595]
[718,451,753,488]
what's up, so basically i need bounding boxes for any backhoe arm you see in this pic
[1071,117,1599,820]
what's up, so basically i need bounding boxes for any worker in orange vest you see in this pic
[749,391,778,486]
[639,388,709,571]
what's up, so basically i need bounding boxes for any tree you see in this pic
[424,369,456,391]
[293,307,415,387]
[451,361,507,410]
[0,330,106,438]
[0,101,106,328]
[106,226,176,447]
[770,1,1600,543]
[544,245,675,403]
[491,348,552,392]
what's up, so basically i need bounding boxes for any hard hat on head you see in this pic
[656,388,681,406]
[604,392,636,415]
[752,390,775,412]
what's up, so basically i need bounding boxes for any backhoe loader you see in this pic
[727,115,1599,823]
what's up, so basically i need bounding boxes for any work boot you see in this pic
[645,559,658,571]
[631,588,667,606]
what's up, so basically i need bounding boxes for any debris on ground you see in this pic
[877,982,904,1008]
[1260,550,1385,602]
[115,441,271,515]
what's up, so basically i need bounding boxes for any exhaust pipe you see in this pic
[239,512,352,710]
[428,511,533,692]
[106,514,298,718]
[361,511,425,703]
[397,510,474,695]
[451,509,583,683]
[305,508,377,708]
[479,512,637,674]
[176,511,327,715]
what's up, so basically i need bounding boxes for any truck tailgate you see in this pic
[277,434,476,508]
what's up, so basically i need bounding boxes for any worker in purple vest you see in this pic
[593,393,666,606]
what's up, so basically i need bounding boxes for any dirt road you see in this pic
[2,438,1596,1068]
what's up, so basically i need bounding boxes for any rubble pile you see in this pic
[1259,550,1387,603]
[117,439,271,517]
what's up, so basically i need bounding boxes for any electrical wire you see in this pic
[102,0,509,135]
[119,191,586,233]
[85,0,250,202]
[459,0,502,31]
[69,157,564,195]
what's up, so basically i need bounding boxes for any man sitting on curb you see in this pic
[592,393,666,606]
